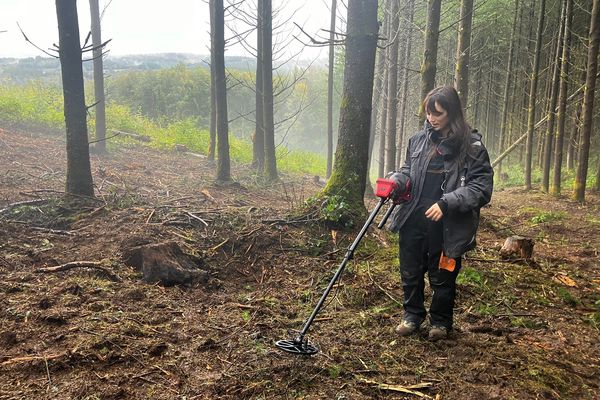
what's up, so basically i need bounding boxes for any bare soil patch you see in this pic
[1,128,598,399]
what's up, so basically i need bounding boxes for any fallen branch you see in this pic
[0,199,49,215]
[183,210,209,226]
[35,261,122,282]
[30,226,75,236]
[2,352,66,366]
[357,377,434,398]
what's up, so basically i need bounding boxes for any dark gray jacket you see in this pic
[389,123,494,258]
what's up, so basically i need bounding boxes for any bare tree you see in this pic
[573,0,599,201]
[89,0,106,154]
[541,0,566,192]
[210,0,232,182]
[418,0,442,124]
[56,0,94,197]
[261,0,277,181]
[326,0,337,179]
[551,0,573,196]
[253,0,265,171]
[384,0,400,173]
[454,0,474,112]
[524,0,545,189]
[396,0,415,165]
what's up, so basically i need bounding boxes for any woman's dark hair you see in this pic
[423,86,473,163]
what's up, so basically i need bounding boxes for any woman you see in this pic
[388,86,493,341]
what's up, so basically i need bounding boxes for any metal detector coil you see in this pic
[275,178,402,356]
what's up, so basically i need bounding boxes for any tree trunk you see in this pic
[208,4,217,162]
[551,0,573,196]
[385,0,400,173]
[56,0,94,197]
[542,0,566,192]
[566,75,584,170]
[377,64,388,178]
[454,0,474,112]
[320,0,379,222]
[326,0,337,179]
[262,0,277,181]
[369,33,385,182]
[210,0,231,182]
[253,0,265,171]
[524,0,545,189]
[418,0,442,124]
[573,0,599,201]
[396,0,415,164]
[89,0,106,154]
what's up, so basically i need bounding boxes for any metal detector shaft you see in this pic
[377,203,396,229]
[295,197,387,340]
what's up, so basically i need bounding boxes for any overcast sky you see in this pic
[0,0,336,59]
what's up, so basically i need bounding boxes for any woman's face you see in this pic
[426,101,450,135]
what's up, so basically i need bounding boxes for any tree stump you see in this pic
[122,241,208,286]
[499,235,534,260]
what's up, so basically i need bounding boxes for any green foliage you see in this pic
[530,211,566,224]
[0,82,327,177]
[327,364,343,379]
[510,316,546,329]
[584,299,600,328]
[241,310,251,322]
[457,267,483,287]
[495,163,597,190]
[556,287,579,308]
[0,83,64,129]
[476,303,498,316]
[305,193,355,228]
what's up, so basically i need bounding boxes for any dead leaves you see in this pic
[552,274,577,287]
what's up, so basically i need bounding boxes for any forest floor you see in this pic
[0,127,599,400]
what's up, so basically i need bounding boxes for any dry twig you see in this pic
[35,261,122,282]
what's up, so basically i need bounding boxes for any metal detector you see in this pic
[275,178,402,355]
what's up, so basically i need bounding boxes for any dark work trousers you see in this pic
[399,203,462,329]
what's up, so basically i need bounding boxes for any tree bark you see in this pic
[454,0,474,112]
[208,3,217,162]
[327,0,337,179]
[320,0,378,221]
[253,0,265,171]
[418,0,442,124]
[385,0,400,173]
[210,0,231,182]
[551,0,573,196]
[573,0,600,201]
[262,0,277,181]
[542,0,566,192]
[524,0,545,189]
[396,0,415,164]
[56,0,94,197]
[89,0,106,154]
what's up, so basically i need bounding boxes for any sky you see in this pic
[0,0,336,60]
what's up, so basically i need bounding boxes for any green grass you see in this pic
[495,162,597,190]
[0,82,326,177]
[457,267,483,287]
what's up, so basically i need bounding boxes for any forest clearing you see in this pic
[0,127,598,399]
[2,0,600,398]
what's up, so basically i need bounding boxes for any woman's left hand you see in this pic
[425,203,444,221]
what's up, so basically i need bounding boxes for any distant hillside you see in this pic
[0,53,259,84]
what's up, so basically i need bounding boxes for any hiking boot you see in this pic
[395,320,419,336]
[428,326,448,341]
